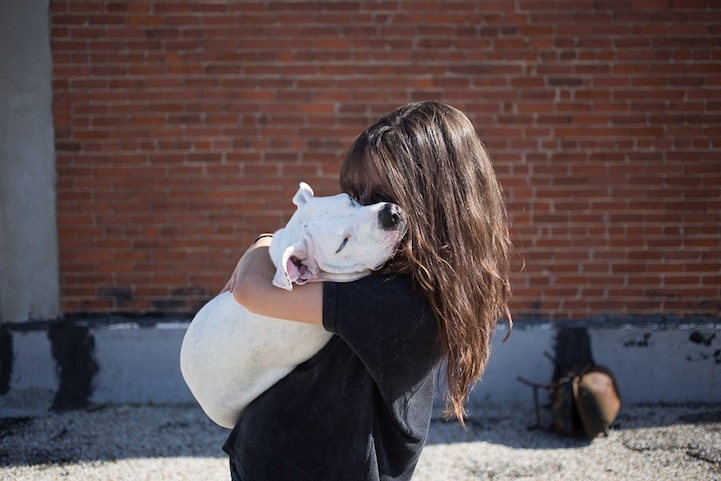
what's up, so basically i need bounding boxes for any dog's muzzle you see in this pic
[379,203,404,230]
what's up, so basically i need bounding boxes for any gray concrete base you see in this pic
[0,322,196,417]
[1,319,719,418]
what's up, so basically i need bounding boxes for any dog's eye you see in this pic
[335,237,349,254]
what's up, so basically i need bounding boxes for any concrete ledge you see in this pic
[1,318,719,418]
[471,320,721,416]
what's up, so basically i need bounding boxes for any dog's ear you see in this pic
[272,241,307,291]
[292,182,315,207]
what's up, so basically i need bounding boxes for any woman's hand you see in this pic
[220,235,274,295]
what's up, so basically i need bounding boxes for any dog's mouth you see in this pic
[287,255,312,285]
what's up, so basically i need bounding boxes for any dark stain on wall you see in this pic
[686,331,720,364]
[552,327,595,382]
[48,323,99,411]
[624,333,651,348]
[0,327,12,396]
[689,331,716,347]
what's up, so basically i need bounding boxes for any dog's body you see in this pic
[180,183,406,429]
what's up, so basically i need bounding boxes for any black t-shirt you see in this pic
[223,274,442,481]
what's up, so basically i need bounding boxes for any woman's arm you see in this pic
[221,236,324,325]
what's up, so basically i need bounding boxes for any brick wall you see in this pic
[51,0,721,320]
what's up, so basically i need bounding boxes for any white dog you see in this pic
[180,183,407,429]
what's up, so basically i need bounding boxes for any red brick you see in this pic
[50,0,721,319]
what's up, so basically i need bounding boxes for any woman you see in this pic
[222,101,512,481]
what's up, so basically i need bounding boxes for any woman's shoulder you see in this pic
[323,273,435,341]
[326,273,427,310]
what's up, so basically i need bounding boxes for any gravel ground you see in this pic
[1,403,719,481]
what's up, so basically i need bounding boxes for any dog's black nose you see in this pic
[379,203,402,230]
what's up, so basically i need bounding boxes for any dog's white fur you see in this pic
[180,183,407,429]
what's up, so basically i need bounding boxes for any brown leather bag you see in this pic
[519,363,622,438]
[572,365,622,437]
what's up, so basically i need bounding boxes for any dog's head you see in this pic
[268,182,407,290]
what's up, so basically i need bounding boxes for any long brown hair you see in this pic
[340,101,512,424]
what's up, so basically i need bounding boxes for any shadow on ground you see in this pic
[1,403,720,469]
[0,405,227,468]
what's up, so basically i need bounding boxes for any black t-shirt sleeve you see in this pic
[323,275,439,393]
